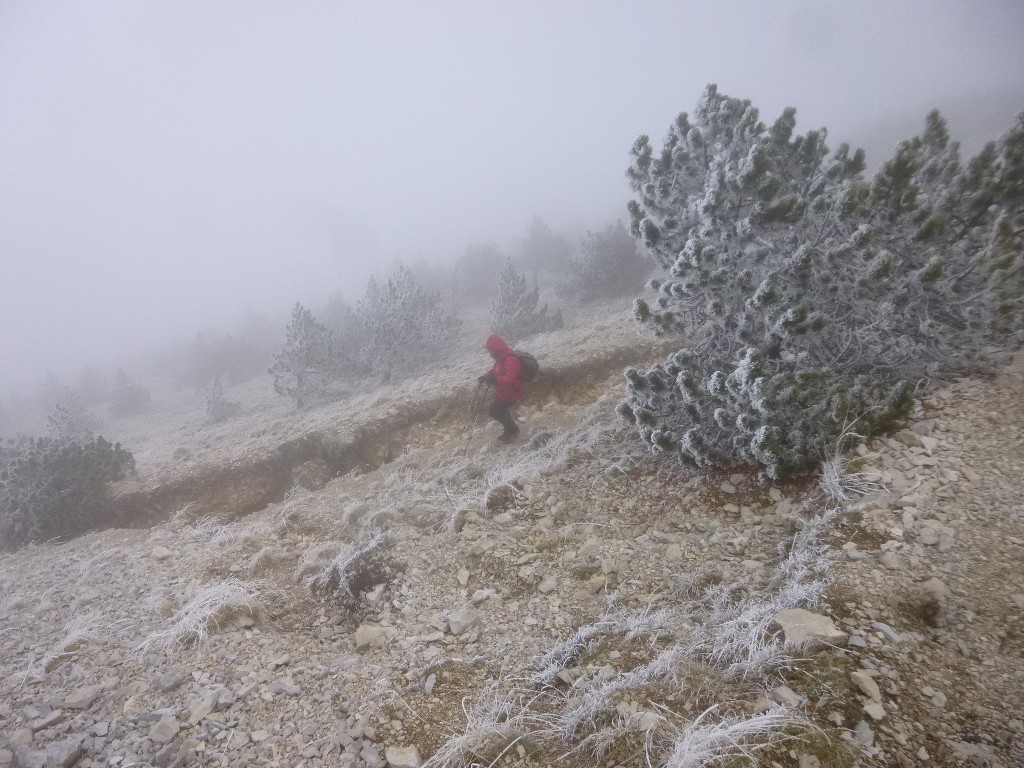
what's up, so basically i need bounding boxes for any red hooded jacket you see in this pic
[482,334,524,402]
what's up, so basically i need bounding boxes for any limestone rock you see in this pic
[64,685,102,710]
[863,701,886,721]
[774,609,848,650]
[149,715,180,744]
[355,624,388,650]
[853,720,875,747]
[447,607,480,637]
[361,745,386,768]
[851,671,882,702]
[385,745,421,767]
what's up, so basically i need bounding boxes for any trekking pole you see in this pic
[469,381,491,425]
[462,381,486,455]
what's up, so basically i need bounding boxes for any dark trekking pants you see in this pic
[488,398,519,436]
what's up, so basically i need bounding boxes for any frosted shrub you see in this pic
[557,221,652,303]
[322,292,371,377]
[619,85,1024,479]
[490,260,563,343]
[0,434,135,551]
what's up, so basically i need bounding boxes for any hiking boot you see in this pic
[499,426,520,442]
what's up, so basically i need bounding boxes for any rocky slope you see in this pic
[0,310,1021,768]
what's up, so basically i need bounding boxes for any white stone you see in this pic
[863,701,886,721]
[771,686,802,707]
[63,685,101,710]
[447,608,480,637]
[149,715,180,744]
[538,575,558,594]
[774,609,848,649]
[851,671,881,702]
[355,624,387,650]
[385,745,421,767]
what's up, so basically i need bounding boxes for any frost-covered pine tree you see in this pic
[557,221,652,302]
[357,266,461,378]
[322,291,371,377]
[619,85,1024,479]
[269,303,335,407]
[490,260,564,343]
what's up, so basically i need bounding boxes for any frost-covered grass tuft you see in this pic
[660,706,800,768]
[246,545,289,576]
[818,423,888,503]
[422,686,547,768]
[531,600,674,686]
[57,611,103,651]
[140,578,272,652]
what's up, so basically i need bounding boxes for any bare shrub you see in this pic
[307,531,394,604]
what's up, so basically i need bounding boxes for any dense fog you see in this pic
[1,0,1022,400]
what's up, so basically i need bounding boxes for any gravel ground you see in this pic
[1,315,1021,768]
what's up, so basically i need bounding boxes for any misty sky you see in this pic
[2,1,1023,394]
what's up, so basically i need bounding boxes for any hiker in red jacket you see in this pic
[478,334,522,441]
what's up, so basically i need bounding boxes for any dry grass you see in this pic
[422,686,549,768]
[660,706,801,768]
[139,578,274,653]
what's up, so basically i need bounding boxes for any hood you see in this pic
[485,334,513,356]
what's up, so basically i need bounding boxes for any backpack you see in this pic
[514,351,540,385]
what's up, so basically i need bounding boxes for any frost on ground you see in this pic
[0,307,1022,767]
